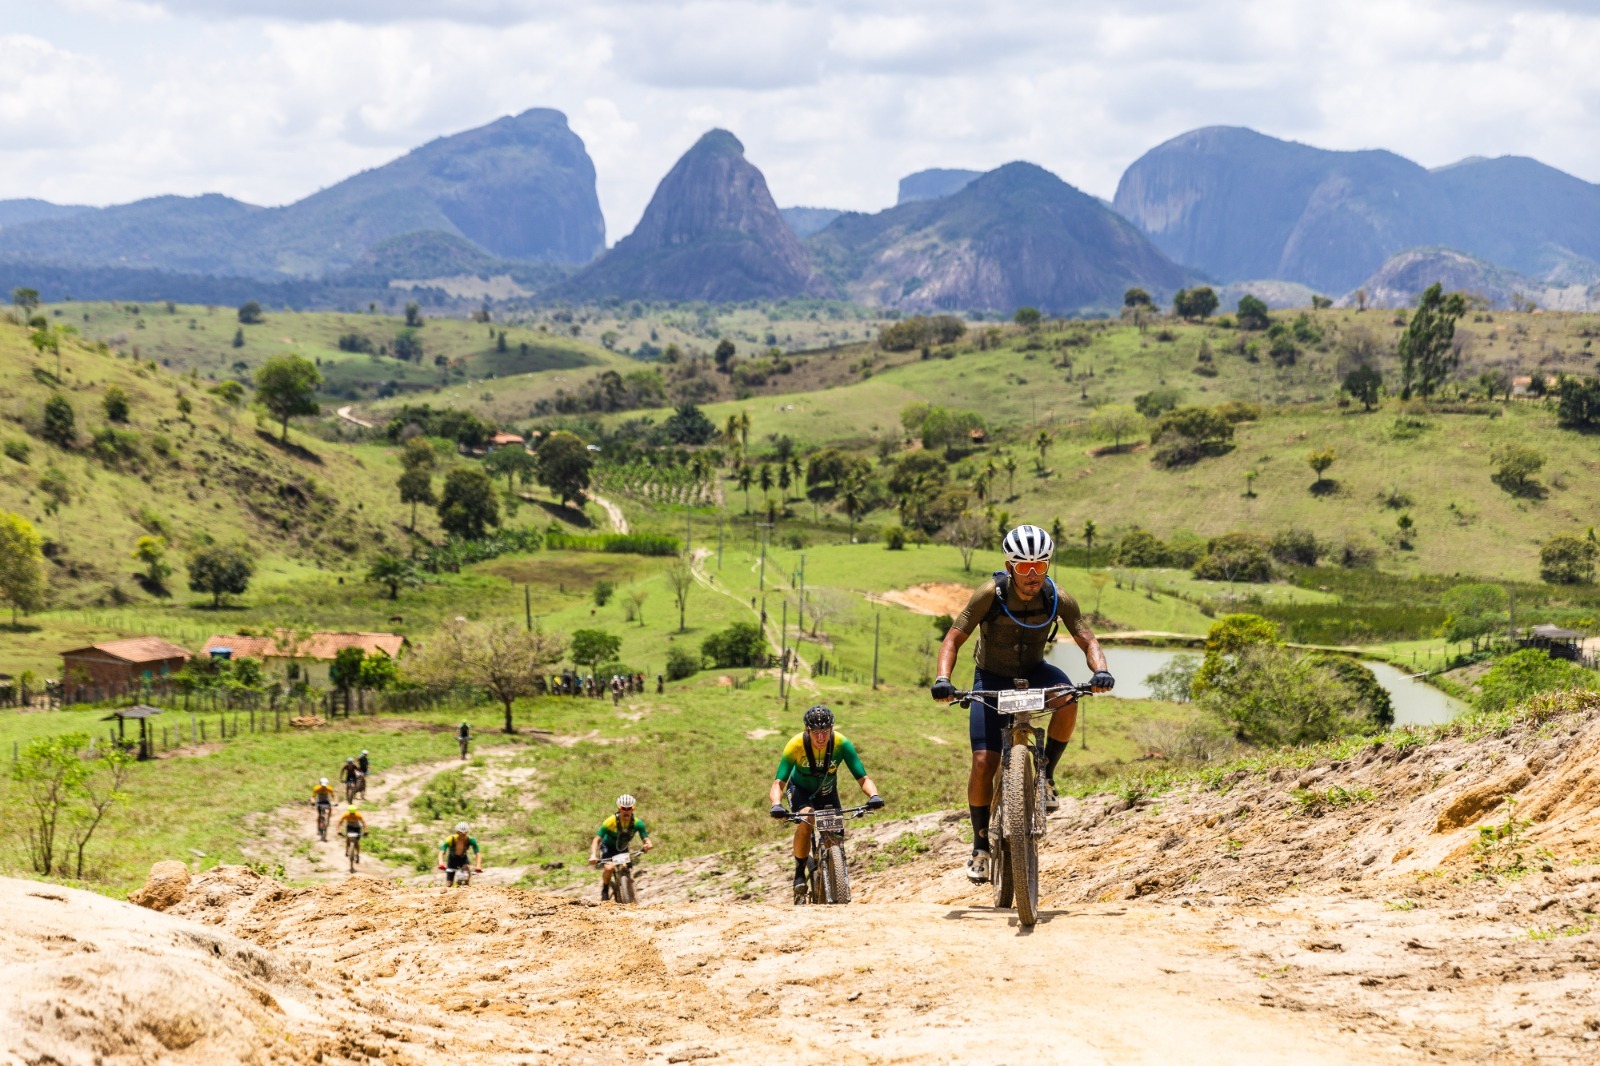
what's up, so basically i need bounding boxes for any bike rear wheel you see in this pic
[823,842,850,905]
[1004,743,1039,926]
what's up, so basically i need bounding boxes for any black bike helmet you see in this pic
[804,704,834,730]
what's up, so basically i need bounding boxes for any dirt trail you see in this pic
[244,749,531,886]
[12,693,1600,1062]
[588,492,628,534]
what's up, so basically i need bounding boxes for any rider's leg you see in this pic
[600,863,613,900]
[967,752,999,847]
[792,806,815,884]
[1044,700,1079,781]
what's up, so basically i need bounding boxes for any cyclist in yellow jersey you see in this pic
[589,794,653,901]
[311,778,336,804]
[768,705,883,903]
[337,808,365,835]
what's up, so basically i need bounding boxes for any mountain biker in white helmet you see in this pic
[589,793,652,901]
[931,523,1114,884]
[438,821,481,886]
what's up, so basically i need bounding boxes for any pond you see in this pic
[1046,644,1468,727]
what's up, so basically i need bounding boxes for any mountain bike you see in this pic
[953,682,1094,927]
[779,804,875,905]
[344,773,364,804]
[315,801,331,841]
[344,827,363,874]
[604,850,637,904]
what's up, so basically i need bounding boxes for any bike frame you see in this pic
[782,804,874,904]
[953,682,1094,923]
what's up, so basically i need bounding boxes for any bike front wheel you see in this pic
[1003,743,1039,926]
[614,869,635,904]
[823,842,850,905]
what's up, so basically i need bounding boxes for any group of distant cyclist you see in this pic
[310,744,483,883]
[307,524,1112,903]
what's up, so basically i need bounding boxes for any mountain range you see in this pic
[1114,126,1600,296]
[6,113,1600,313]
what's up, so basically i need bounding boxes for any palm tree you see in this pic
[737,465,753,513]
[737,411,751,450]
[777,463,791,501]
[758,463,773,507]
[972,473,989,503]
[723,414,740,448]
[842,474,866,541]
[1002,454,1018,499]
[1034,430,1051,464]
[1082,518,1097,570]
[366,555,419,601]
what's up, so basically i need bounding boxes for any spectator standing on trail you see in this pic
[357,750,370,775]
[457,722,471,760]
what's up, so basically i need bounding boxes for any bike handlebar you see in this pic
[779,803,875,824]
[948,682,1096,709]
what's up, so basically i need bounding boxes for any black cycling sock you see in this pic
[1045,737,1069,781]
[794,856,809,882]
[601,881,611,900]
[969,805,990,852]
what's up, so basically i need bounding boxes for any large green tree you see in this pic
[42,394,75,448]
[535,431,593,508]
[1343,364,1383,411]
[1397,283,1466,399]
[0,511,48,624]
[437,466,501,540]
[397,437,436,531]
[254,354,321,443]
[187,545,254,607]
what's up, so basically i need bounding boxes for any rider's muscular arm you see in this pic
[858,775,880,799]
[768,778,786,807]
[935,627,970,685]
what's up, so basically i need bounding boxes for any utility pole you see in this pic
[685,512,692,555]
[524,584,532,631]
[798,553,807,625]
[871,611,881,691]
[758,523,772,592]
[779,600,789,705]
[717,516,724,571]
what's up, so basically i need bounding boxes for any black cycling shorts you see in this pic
[969,662,1073,752]
[786,782,842,813]
[446,851,472,870]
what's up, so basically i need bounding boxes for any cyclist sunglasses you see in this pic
[617,805,635,812]
[1011,560,1050,576]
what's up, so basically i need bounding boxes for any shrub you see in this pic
[665,643,700,681]
[544,532,679,556]
[1133,387,1183,419]
[1113,528,1173,567]
[102,386,130,422]
[1476,649,1594,713]
[883,526,907,550]
[42,394,76,448]
[3,439,29,463]
[1197,644,1372,747]
[1144,653,1200,702]
[592,579,614,607]
[1540,535,1596,585]
[237,301,263,324]
[1193,532,1273,583]
[1213,400,1261,424]
[1269,528,1322,566]
[337,333,374,354]
[701,622,767,668]
[1307,654,1393,727]
[1151,406,1234,466]
[878,315,967,352]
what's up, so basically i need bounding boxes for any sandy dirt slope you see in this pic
[10,691,1600,1064]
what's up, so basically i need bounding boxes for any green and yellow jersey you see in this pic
[775,731,866,798]
[598,814,649,852]
[440,834,479,857]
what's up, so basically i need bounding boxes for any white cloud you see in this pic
[11,0,1600,242]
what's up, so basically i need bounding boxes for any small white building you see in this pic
[201,630,407,687]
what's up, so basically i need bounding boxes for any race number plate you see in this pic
[995,688,1046,714]
[611,852,630,866]
[812,810,845,834]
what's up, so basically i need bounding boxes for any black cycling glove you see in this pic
[769,804,789,820]
[866,794,885,810]
[930,677,956,701]
[1090,670,1116,691]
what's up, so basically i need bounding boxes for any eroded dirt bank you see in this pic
[8,690,1600,1064]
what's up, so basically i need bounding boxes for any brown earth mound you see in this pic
[875,582,971,617]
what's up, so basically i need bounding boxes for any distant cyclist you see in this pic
[337,807,366,866]
[589,794,653,902]
[311,777,335,839]
[931,524,1114,884]
[357,749,370,776]
[768,705,883,904]
[457,722,471,760]
[438,822,481,886]
[340,757,364,800]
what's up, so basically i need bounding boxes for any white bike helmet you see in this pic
[361,749,369,756]
[320,777,329,786]
[455,822,469,833]
[616,794,636,808]
[1002,524,1054,562]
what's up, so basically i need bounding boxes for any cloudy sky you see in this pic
[11,0,1600,242]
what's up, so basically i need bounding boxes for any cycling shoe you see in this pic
[966,849,991,884]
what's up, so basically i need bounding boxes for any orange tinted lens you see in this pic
[1013,561,1049,576]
